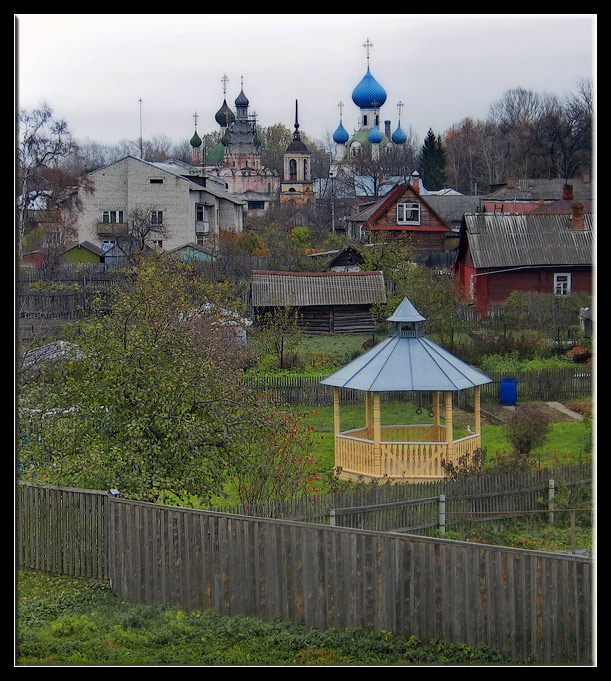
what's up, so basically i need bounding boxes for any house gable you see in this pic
[364,184,448,232]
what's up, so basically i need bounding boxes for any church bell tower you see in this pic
[280,100,314,207]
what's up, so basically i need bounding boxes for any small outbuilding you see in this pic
[320,297,492,483]
[250,270,387,334]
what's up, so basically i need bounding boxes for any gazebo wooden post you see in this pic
[373,392,381,475]
[365,391,372,437]
[333,387,340,436]
[433,391,440,438]
[474,386,481,434]
[445,391,454,460]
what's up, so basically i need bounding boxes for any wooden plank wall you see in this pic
[16,483,108,579]
[105,499,593,665]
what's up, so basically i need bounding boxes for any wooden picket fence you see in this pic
[245,366,592,405]
[17,472,593,665]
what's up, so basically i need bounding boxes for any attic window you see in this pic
[150,178,164,184]
[397,202,420,225]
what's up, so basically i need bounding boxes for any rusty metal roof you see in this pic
[251,270,387,307]
[463,213,593,269]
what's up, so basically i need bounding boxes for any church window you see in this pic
[149,178,164,184]
[151,211,163,225]
[289,159,297,180]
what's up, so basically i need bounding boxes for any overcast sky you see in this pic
[15,14,596,151]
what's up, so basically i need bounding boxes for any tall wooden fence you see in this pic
[17,484,108,579]
[17,480,593,664]
[245,366,592,406]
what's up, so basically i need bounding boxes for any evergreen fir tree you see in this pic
[419,128,447,191]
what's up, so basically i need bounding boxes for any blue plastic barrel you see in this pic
[499,378,517,406]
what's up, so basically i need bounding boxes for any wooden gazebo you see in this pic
[320,297,493,483]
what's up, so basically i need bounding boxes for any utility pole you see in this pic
[139,98,143,159]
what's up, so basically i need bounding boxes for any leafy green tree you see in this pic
[17,257,281,504]
[418,128,447,190]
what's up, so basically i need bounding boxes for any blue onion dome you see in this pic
[190,131,202,148]
[392,124,407,144]
[352,67,387,109]
[333,119,349,144]
[215,99,235,128]
[368,124,384,144]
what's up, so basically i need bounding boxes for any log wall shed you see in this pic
[250,270,387,334]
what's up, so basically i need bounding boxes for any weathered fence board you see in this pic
[17,478,593,665]
[17,483,108,579]
[102,497,593,664]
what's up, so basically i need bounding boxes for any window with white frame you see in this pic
[397,202,420,225]
[102,210,124,224]
[554,273,572,296]
[151,211,163,225]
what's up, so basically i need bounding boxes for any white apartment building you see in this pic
[75,155,246,254]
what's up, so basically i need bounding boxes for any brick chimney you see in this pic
[562,184,574,200]
[571,202,585,230]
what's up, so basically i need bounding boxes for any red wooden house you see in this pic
[345,183,456,258]
[454,209,593,313]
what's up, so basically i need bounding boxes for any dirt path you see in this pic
[479,401,583,425]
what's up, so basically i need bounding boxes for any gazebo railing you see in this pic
[335,428,482,481]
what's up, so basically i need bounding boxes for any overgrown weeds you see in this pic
[17,570,523,665]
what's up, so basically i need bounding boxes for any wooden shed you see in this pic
[250,270,387,334]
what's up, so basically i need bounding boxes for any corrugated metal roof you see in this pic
[464,213,593,268]
[251,270,386,307]
[320,297,492,392]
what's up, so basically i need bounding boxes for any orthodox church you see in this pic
[332,38,407,163]
[189,76,283,215]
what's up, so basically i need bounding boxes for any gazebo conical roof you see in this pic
[320,297,492,393]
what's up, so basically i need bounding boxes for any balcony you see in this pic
[96,222,128,236]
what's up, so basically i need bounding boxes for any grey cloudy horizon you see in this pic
[16,13,596,151]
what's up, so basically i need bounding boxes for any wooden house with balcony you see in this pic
[320,297,492,483]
